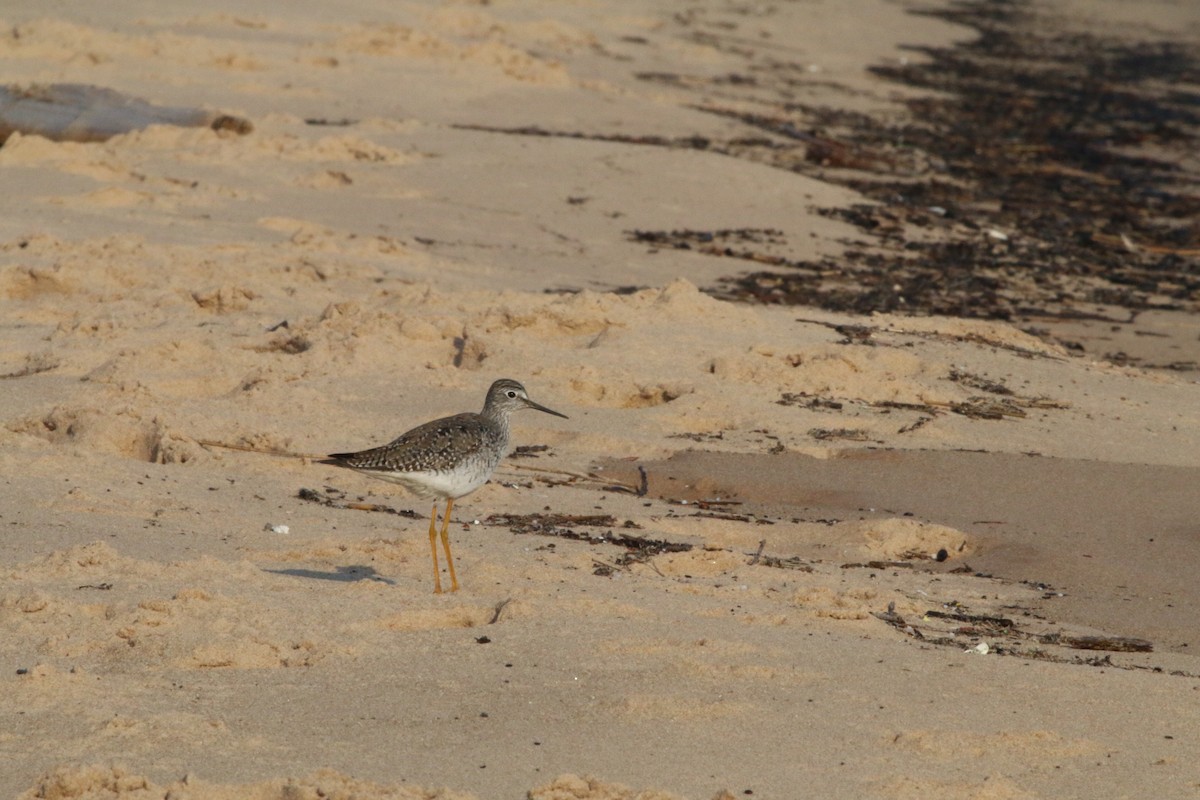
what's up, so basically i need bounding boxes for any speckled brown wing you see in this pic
[322,411,509,499]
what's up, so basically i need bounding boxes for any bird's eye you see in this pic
[506,390,517,398]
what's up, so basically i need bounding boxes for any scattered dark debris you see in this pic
[777,392,843,411]
[948,369,1014,396]
[587,285,649,296]
[873,600,1184,672]
[956,395,1071,418]
[834,324,876,345]
[872,601,925,638]
[628,227,786,251]
[485,513,683,565]
[930,330,1063,361]
[842,560,915,570]
[792,316,887,347]
[692,511,774,525]
[489,512,617,530]
[488,512,732,577]
[756,554,815,573]
[510,444,550,459]
[866,4,1200,296]
[897,416,933,434]
[612,547,666,572]
[0,360,58,379]
[808,427,872,441]
[76,583,113,591]
[1105,351,1135,367]
[668,430,727,441]
[1038,633,1154,652]
[454,6,1199,363]
[792,314,1065,364]
[897,548,944,561]
[453,122,716,151]
[1104,354,1200,372]
[663,498,743,512]
[629,228,804,270]
[779,375,1065,428]
[707,246,1033,319]
[296,486,422,519]
[304,118,357,126]
[625,2,1200,365]
[948,397,1027,420]
[924,609,1015,628]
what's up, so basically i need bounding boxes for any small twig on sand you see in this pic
[503,462,644,494]
[198,439,318,459]
[488,598,512,625]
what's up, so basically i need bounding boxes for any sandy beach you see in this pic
[2,1,1199,798]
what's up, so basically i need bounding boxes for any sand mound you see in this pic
[19,764,467,800]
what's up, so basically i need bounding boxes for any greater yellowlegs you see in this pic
[322,379,568,593]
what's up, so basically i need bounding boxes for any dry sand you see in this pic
[2,1,1199,798]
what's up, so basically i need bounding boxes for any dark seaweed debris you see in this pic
[704,0,1200,319]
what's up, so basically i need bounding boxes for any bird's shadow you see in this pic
[263,565,396,584]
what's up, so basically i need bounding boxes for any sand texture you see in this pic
[2,1,1199,798]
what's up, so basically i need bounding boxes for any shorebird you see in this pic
[322,379,567,593]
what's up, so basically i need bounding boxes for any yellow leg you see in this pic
[440,497,459,592]
[429,503,443,594]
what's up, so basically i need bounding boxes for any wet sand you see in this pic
[604,449,1200,652]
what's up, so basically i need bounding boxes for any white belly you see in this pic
[366,467,493,500]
